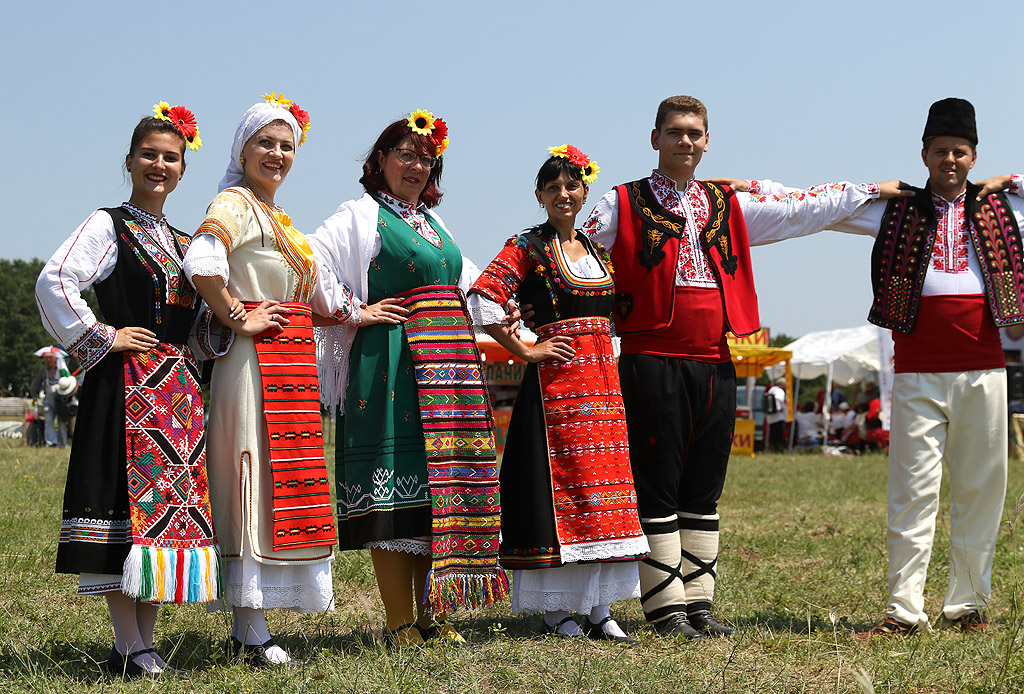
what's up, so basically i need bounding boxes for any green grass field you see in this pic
[1,440,1022,693]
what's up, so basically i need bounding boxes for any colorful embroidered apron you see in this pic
[397,285,509,613]
[535,317,647,563]
[121,344,220,603]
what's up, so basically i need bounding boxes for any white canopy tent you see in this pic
[767,326,891,385]
[766,325,894,452]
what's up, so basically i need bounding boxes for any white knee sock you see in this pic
[588,604,627,638]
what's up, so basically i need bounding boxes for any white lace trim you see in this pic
[365,537,431,555]
[183,234,229,286]
[510,563,641,613]
[209,556,335,613]
[78,572,122,595]
[559,536,650,564]
[186,261,228,286]
[466,292,509,327]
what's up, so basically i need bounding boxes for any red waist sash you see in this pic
[244,302,337,551]
[534,316,648,564]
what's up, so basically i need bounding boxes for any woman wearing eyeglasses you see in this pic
[310,111,508,647]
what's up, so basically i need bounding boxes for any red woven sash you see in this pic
[245,302,337,550]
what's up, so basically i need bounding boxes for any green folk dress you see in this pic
[336,202,463,549]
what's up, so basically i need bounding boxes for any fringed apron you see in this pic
[121,344,221,603]
[398,285,509,614]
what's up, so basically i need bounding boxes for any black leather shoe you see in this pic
[688,609,738,637]
[106,646,160,679]
[582,616,639,645]
[652,613,705,640]
[227,636,292,667]
[543,615,582,637]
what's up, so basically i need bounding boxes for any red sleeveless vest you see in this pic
[609,178,760,337]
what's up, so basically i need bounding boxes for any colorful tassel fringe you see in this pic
[121,544,222,604]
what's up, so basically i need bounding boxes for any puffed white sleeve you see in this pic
[182,233,229,286]
[35,210,119,371]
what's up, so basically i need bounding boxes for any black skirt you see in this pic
[54,353,131,575]
[497,363,560,564]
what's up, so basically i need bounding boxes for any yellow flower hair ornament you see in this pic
[548,144,598,184]
[407,109,450,158]
[152,100,202,151]
[264,92,311,145]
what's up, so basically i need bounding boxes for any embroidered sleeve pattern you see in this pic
[582,190,619,250]
[195,189,250,252]
[68,322,117,370]
[35,210,119,367]
[470,235,534,306]
[191,306,234,359]
[742,181,882,244]
[1010,174,1023,196]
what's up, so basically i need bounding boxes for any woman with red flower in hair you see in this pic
[310,110,509,647]
[35,101,220,677]
[465,147,648,644]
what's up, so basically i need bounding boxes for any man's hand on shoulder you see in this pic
[877,180,915,200]
[974,175,1013,200]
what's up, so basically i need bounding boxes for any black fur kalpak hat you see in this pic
[922,98,978,146]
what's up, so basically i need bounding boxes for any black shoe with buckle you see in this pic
[688,609,738,637]
[652,613,705,640]
[582,616,639,645]
[106,646,160,679]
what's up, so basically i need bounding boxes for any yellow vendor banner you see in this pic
[732,418,756,457]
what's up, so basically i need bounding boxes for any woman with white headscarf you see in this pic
[183,94,352,666]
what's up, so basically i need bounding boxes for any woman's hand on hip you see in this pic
[524,335,575,363]
[358,298,409,326]
[235,300,288,337]
[110,327,159,353]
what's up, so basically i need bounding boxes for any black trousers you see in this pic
[619,355,736,518]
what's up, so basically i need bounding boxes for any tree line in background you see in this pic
[0,259,97,397]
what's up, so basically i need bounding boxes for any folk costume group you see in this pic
[33,91,1024,675]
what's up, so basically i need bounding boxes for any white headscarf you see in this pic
[217,101,303,192]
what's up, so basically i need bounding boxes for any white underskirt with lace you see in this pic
[510,561,640,613]
[207,555,335,613]
[365,536,431,555]
[78,572,122,595]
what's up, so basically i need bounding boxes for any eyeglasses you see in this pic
[389,148,437,169]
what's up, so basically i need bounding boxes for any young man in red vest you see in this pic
[583,95,908,638]
[742,98,1023,637]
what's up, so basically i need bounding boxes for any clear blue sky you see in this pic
[4,1,1021,337]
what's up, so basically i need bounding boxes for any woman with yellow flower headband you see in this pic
[310,110,509,647]
[35,102,220,677]
[467,146,648,644]
[184,94,350,667]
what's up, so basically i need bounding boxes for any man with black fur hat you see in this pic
[744,98,1024,637]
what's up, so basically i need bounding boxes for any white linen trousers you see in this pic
[886,368,1007,627]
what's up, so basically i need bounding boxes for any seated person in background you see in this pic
[794,402,823,446]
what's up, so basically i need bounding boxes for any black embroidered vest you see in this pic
[868,183,1024,333]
